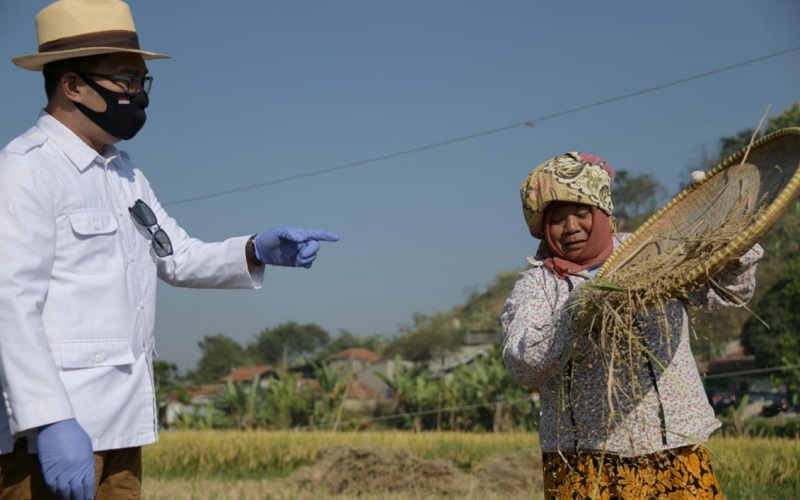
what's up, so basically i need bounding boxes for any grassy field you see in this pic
[141,431,800,499]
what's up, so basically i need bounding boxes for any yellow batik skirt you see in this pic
[542,445,724,499]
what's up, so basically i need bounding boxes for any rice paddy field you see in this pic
[141,431,800,499]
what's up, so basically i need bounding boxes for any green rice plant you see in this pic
[709,435,800,498]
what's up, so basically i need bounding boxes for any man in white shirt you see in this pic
[0,1,339,498]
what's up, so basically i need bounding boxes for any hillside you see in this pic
[451,269,522,333]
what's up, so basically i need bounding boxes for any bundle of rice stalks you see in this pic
[288,445,469,496]
[574,199,765,332]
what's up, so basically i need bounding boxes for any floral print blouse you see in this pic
[501,233,763,456]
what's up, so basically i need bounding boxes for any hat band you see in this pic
[39,30,141,53]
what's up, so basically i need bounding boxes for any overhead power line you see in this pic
[164,45,800,207]
[701,363,800,380]
[293,396,533,431]
[275,362,800,430]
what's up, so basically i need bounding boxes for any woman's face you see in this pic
[547,202,594,260]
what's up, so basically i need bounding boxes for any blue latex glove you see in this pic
[254,227,339,268]
[36,419,95,500]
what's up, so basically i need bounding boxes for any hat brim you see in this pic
[12,47,171,71]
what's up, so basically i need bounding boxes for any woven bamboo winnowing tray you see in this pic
[596,127,800,294]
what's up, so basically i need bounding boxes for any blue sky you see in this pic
[1,1,798,372]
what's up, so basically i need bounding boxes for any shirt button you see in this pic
[129,254,135,262]
[94,352,106,363]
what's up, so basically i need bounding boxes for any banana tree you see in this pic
[311,362,352,430]
[213,376,261,429]
[262,374,314,429]
[377,358,442,431]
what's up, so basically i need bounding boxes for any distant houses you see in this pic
[162,365,278,428]
[161,349,406,428]
[161,333,792,429]
[161,383,221,428]
[161,332,511,428]
[427,331,498,376]
[325,347,401,397]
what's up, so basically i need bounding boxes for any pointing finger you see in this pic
[306,230,339,242]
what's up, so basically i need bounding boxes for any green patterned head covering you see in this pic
[521,152,615,238]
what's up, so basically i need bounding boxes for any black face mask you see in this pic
[74,74,149,140]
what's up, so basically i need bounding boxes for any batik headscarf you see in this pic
[520,152,617,278]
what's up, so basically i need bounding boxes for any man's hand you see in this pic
[254,227,339,268]
[36,419,95,500]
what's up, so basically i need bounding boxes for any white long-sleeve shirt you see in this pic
[0,112,263,453]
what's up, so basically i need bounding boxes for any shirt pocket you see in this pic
[64,209,121,274]
[59,339,136,369]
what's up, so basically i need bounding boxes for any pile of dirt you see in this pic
[473,449,543,495]
[288,445,470,496]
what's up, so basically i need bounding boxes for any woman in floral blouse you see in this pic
[501,152,763,499]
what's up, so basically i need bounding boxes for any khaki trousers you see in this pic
[0,438,142,499]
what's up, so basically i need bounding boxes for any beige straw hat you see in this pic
[596,127,800,295]
[12,0,170,71]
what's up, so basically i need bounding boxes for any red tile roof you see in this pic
[166,383,222,402]
[325,348,381,363]
[187,384,223,398]
[219,365,276,383]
